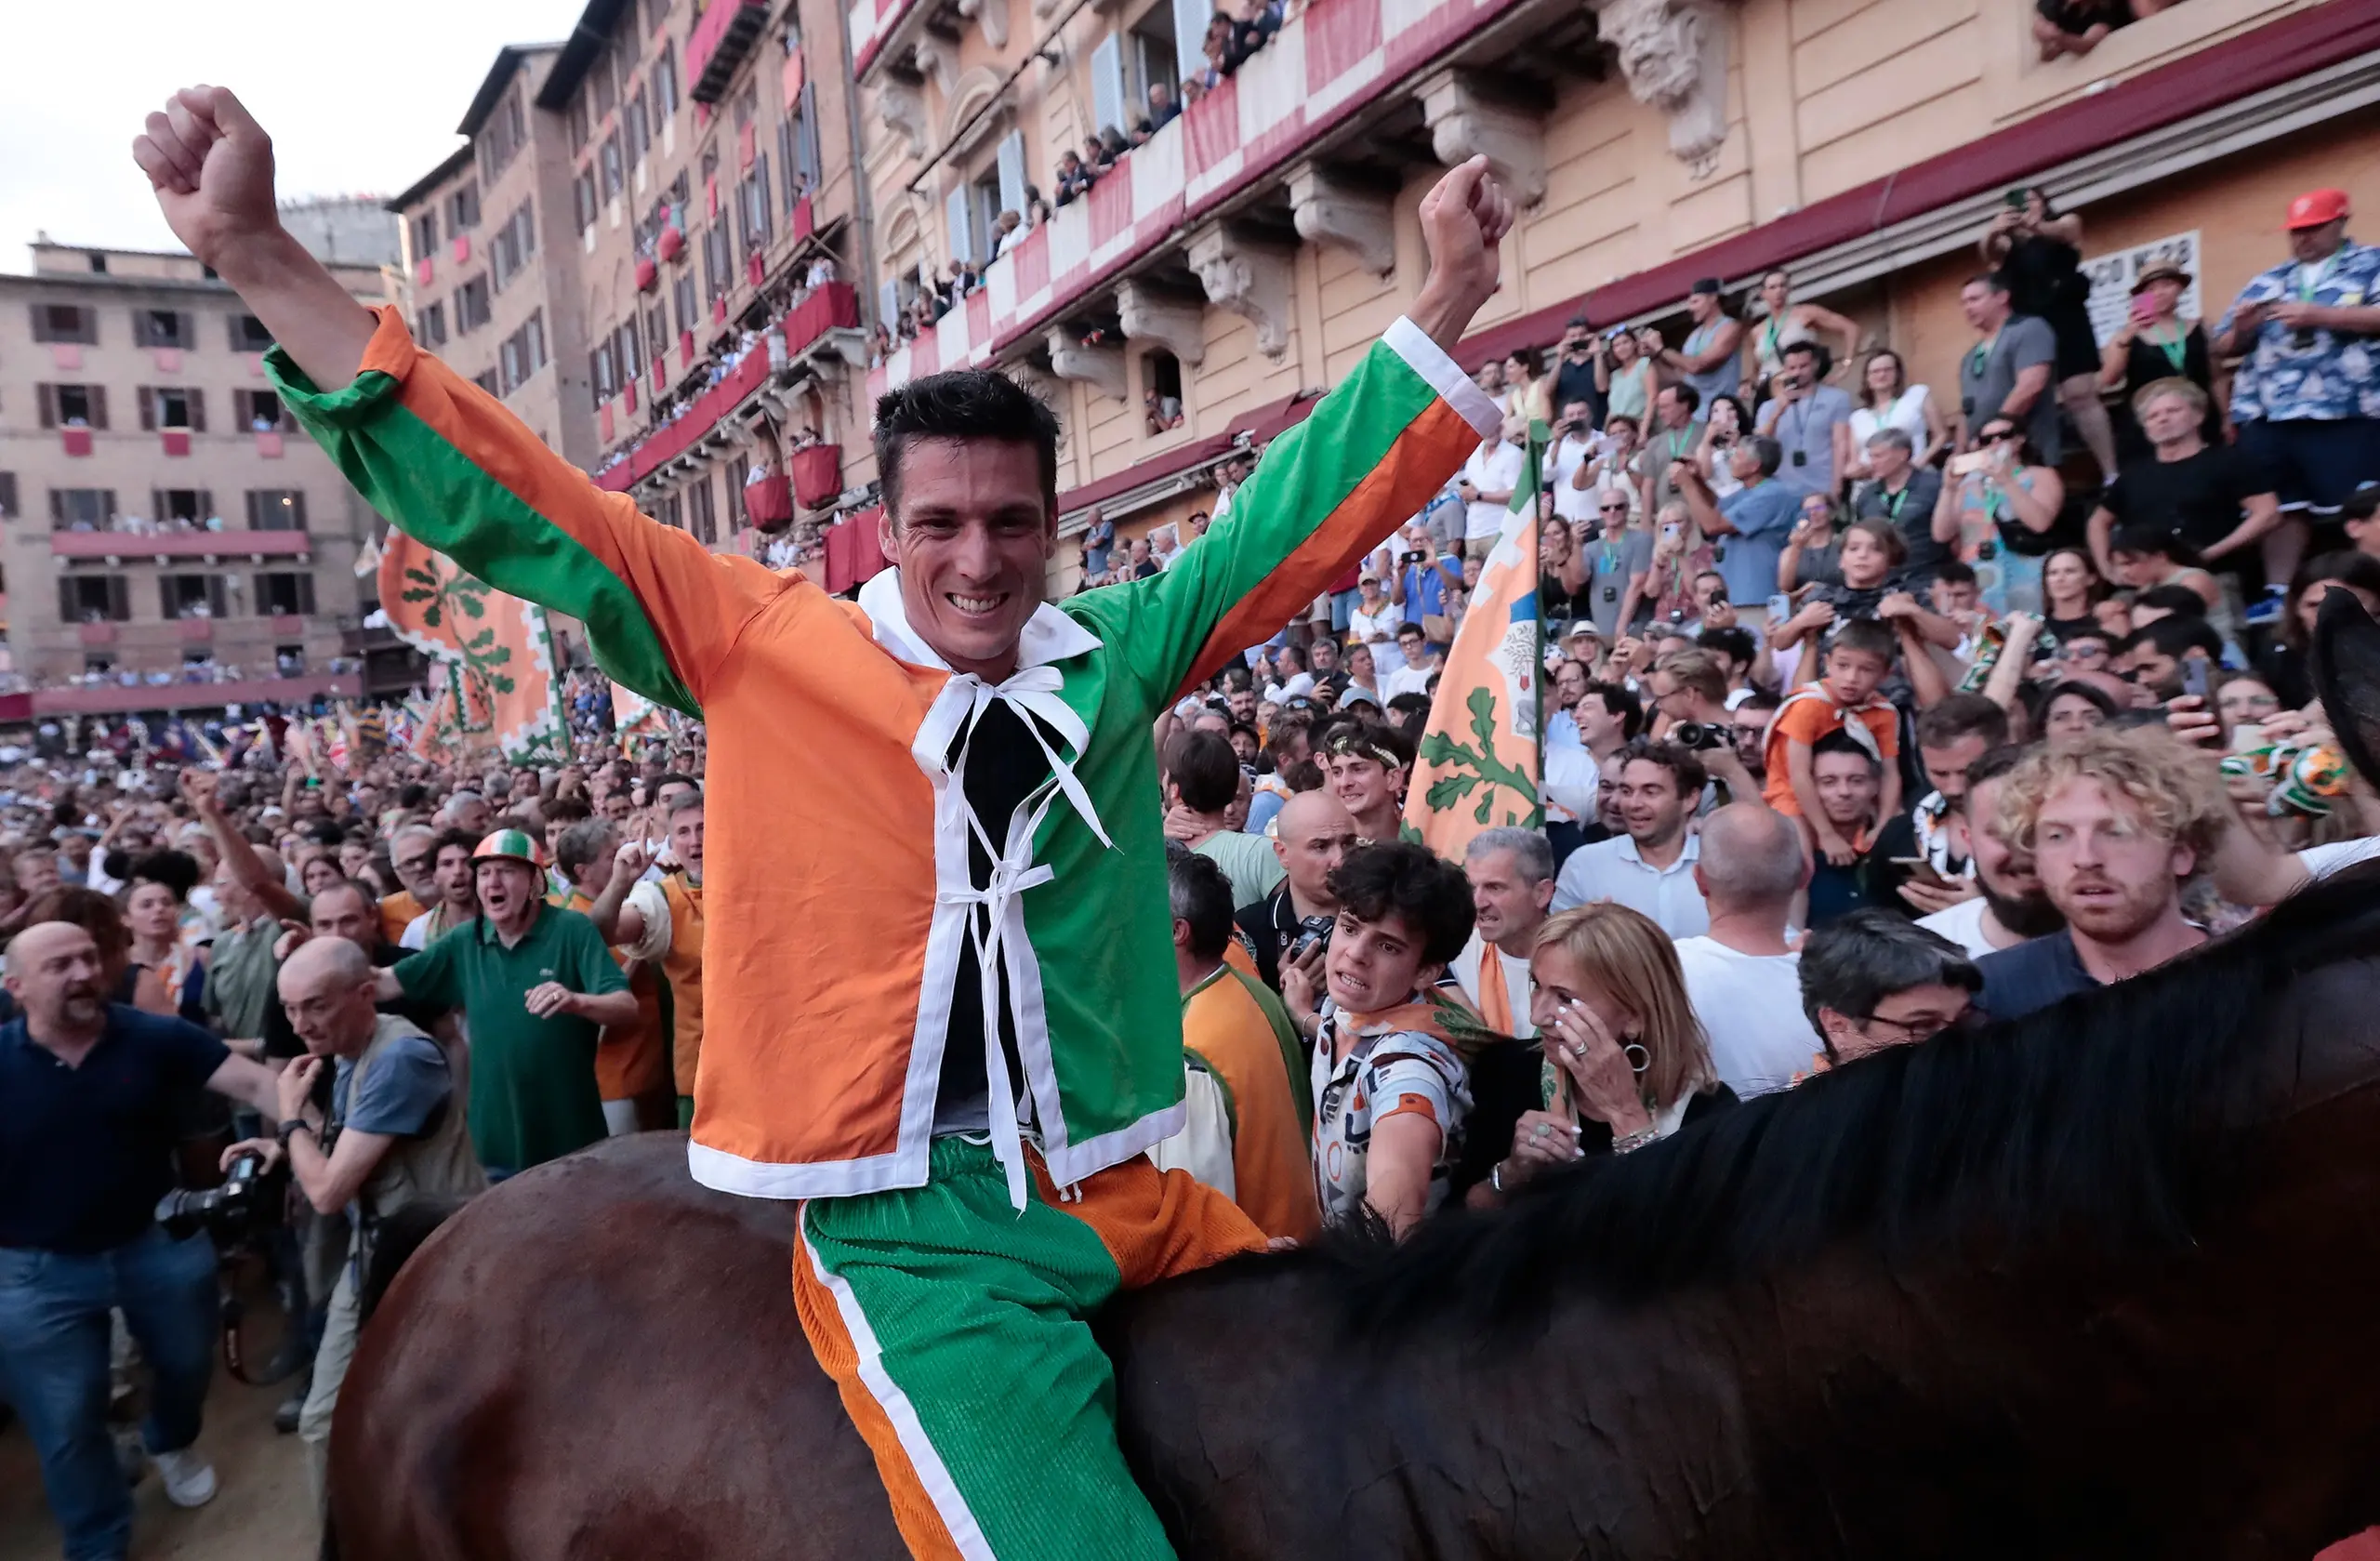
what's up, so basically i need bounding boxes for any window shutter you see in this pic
[49,490,63,525]
[188,390,206,434]
[139,389,156,432]
[945,186,973,266]
[152,487,164,520]
[131,311,151,349]
[110,575,129,621]
[178,313,194,348]
[1172,0,1209,90]
[90,387,106,430]
[36,385,54,430]
[879,278,901,329]
[1091,33,1124,139]
[57,579,74,622]
[997,131,1027,218]
[291,492,307,531]
[201,490,215,521]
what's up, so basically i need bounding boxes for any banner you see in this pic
[377,526,569,764]
[1402,419,1544,857]
[611,681,670,756]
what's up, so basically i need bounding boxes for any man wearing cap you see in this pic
[1347,567,1402,660]
[372,830,635,1178]
[1654,278,1747,411]
[2214,189,2380,532]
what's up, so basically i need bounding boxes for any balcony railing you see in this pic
[687,0,771,104]
[30,670,362,718]
[50,529,311,560]
[848,0,923,78]
[866,0,1522,400]
[594,282,861,493]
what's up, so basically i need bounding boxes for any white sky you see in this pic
[0,0,584,270]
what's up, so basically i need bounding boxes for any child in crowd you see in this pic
[1762,617,1903,865]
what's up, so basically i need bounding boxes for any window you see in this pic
[161,574,231,620]
[657,490,683,531]
[456,277,493,333]
[60,575,130,623]
[567,93,591,151]
[245,490,307,532]
[738,153,774,254]
[0,473,16,520]
[49,489,116,531]
[417,301,448,348]
[575,169,599,234]
[255,573,316,616]
[702,223,731,303]
[1091,33,1125,139]
[139,388,205,432]
[493,199,536,292]
[85,654,115,675]
[132,310,192,349]
[448,182,482,235]
[1145,350,1184,430]
[593,52,618,119]
[779,89,823,209]
[235,390,287,431]
[410,210,440,263]
[1127,10,1179,125]
[601,132,626,202]
[725,454,749,527]
[686,472,716,545]
[479,88,527,182]
[153,489,211,526]
[628,92,651,165]
[591,340,616,402]
[473,368,500,397]
[614,319,642,385]
[652,40,679,118]
[274,643,308,675]
[498,311,549,395]
[646,305,669,364]
[672,271,697,343]
[31,304,97,344]
[228,313,273,351]
[37,384,107,429]
[87,253,107,274]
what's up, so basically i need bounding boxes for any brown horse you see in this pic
[332,603,2380,1559]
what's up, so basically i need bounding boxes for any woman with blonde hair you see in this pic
[1478,903,1738,1198]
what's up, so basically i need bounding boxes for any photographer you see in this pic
[0,919,287,1557]
[1646,648,1760,802]
[221,936,483,1515]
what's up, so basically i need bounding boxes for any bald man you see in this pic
[225,936,483,1514]
[0,920,286,1548]
[1674,804,1822,1095]
[1235,789,1362,990]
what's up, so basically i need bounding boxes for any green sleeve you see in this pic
[566,915,629,996]
[392,933,459,1009]
[1065,318,1498,710]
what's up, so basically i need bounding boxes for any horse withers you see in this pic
[330,601,2380,1560]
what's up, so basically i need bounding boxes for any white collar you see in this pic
[1617,831,1699,872]
[856,568,1102,673]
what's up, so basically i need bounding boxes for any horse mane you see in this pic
[1342,866,2380,1333]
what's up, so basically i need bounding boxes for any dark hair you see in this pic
[652,771,700,795]
[544,795,593,827]
[2131,583,2210,620]
[434,827,480,861]
[1583,681,1646,740]
[2030,678,2121,726]
[17,886,132,964]
[1828,617,1899,666]
[1811,727,1883,774]
[127,849,200,902]
[1326,841,1475,967]
[1706,393,1750,432]
[1735,687,1782,716]
[1321,719,1416,774]
[1620,738,1707,798]
[1780,339,1833,379]
[1699,626,1756,670]
[1164,730,1241,814]
[874,370,1062,524]
[1385,691,1432,724]
[2281,551,2380,654]
[1798,907,1981,1053]
[1167,851,1236,962]
[1964,742,2030,792]
[1746,435,1784,478]
[1935,560,1978,588]
[1840,518,1907,569]
[1663,381,1702,414]
[1914,692,2011,751]
[2118,615,2222,665]
[2108,524,2202,568]
[398,782,430,809]
[1395,620,1426,641]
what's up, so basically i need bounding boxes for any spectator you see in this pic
[1546,399,1603,531]
[1933,417,2064,616]
[1390,523,1462,642]
[2257,552,2380,710]
[1160,853,1316,1241]
[1748,269,1862,396]
[1680,434,1799,612]
[1596,326,1659,428]
[1052,151,1092,205]
[1907,693,2012,883]
[1339,642,1384,708]
[1761,616,1902,847]
[1699,393,1750,500]
[1540,512,1587,621]
[2212,190,2380,536]
[1166,731,1286,909]
[1487,901,1733,1196]
[1145,80,1181,132]
[1976,727,2228,1021]
[1549,317,1609,435]
[1674,802,1820,1097]
[1798,909,1982,1070]
[1954,272,2060,466]
[1235,789,1357,991]
[1917,745,2068,958]
[0,919,287,1552]
[1980,188,2118,477]
[377,831,636,1177]
[2100,261,2221,465]
[1544,676,1641,858]
[1637,382,1706,521]
[1263,643,1313,704]
[2033,0,2151,58]
[2035,678,2122,742]
[2106,525,2234,649]
[1280,842,1476,1237]
[1580,488,1654,636]
[1846,349,1946,473]
[2111,613,2221,702]
[2345,483,2380,562]
[1803,730,1916,928]
[2087,379,2282,587]
[1778,492,1845,590]
[1850,428,1947,579]
[401,827,481,949]
[1755,340,1855,500]
[1319,720,1412,844]
[1552,742,1711,938]
[1653,277,1745,412]
[1646,648,1759,800]
[1450,827,1554,1038]
[1348,569,1400,651]
[1458,423,1526,562]
[556,818,674,1136]
[2040,546,2111,645]
[1382,621,1442,699]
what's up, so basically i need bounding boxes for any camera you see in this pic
[1288,913,1335,964]
[155,1149,274,1243]
[1668,721,1730,752]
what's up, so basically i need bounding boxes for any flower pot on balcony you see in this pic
[636,256,659,292]
[658,224,685,262]
[744,473,795,531]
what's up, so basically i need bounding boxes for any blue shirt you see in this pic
[0,1006,229,1253]
[1398,562,1450,624]
[2216,240,2380,423]
[1714,481,1799,608]
[333,1029,452,1139]
[1976,929,2096,1022]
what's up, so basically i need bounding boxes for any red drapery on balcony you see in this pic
[823,509,887,594]
[790,445,842,509]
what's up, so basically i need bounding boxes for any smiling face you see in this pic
[880,439,1056,682]
[1617,758,1690,847]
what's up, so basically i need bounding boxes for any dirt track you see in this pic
[0,1368,315,1561]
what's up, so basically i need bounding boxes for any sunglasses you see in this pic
[1599,502,1630,513]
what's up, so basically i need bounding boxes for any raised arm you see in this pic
[134,86,777,716]
[1125,159,1511,698]
[181,769,302,921]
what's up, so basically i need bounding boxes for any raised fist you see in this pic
[132,86,281,274]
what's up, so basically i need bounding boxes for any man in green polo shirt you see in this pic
[374,830,636,1178]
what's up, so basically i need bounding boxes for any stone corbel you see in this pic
[1417,71,1547,207]
[956,0,1010,51]
[1045,328,1128,401]
[1587,0,1736,179]
[1187,225,1295,360]
[1116,282,1207,369]
[876,79,928,160]
[1287,163,1396,276]
[910,40,959,98]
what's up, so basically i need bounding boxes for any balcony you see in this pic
[687,0,770,105]
[848,0,923,77]
[49,529,311,562]
[30,670,362,718]
[594,282,863,493]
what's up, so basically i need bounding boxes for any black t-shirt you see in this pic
[1234,885,1301,993]
[1551,352,1607,431]
[1976,929,2096,1022]
[1806,811,1918,930]
[937,699,1057,1117]
[0,1005,229,1252]
[2098,444,2276,559]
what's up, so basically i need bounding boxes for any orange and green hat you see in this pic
[471,828,547,868]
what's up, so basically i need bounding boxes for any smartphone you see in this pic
[2130,292,2159,325]
[2004,187,2030,210]
[2231,721,2268,754]
[1765,592,1793,623]
[1661,522,1684,542]
[1889,856,1951,890]
[2180,656,2212,701]
[1950,451,1991,477]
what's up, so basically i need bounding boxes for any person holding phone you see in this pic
[2099,262,2219,464]
[1933,418,2063,616]
[1595,327,1658,428]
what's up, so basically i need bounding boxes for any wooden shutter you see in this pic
[49,490,64,526]
[879,278,900,329]
[187,390,205,434]
[151,487,164,521]
[1172,0,1209,94]
[290,491,307,531]
[108,576,129,621]
[1091,33,1124,139]
[57,579,75,621]
[90,387,106,430]
[945,187,972,266]
[139,389,156,432]
[176,312,194,348]
[997,131,1027,218]
[201,490,215,522]
[36,384,54,430]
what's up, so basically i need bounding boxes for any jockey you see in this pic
[135,86,1510,1560]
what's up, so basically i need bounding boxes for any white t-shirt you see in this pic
[1848,385,1933,452]
[1381,661,1436,700]
[2296,838,2380,880]
[1550,434,1597,523]
[1673,936,1818,1097]
[1349,602,1402,654]
[1462,442,1526,540]
[1915,894,1999,959]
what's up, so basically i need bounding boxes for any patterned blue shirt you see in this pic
[2215,240,2380,423]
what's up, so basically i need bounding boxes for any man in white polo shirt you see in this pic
[1671,803,1819,1097]
[1551,742,1710,937]
[1458,420,1526,562]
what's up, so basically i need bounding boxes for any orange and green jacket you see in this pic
[271,308,1498,1203]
